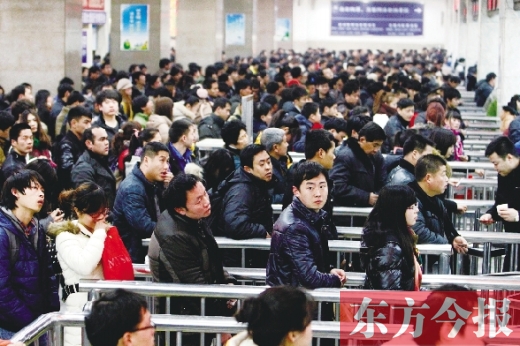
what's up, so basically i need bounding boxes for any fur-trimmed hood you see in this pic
[47,220,81,239]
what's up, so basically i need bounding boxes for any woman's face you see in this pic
[144,101,154,115]
[445,145,454,158]
[77,207,108,230]
[27,114,38,133]
[46,96,53,109]
[405,203,419,227]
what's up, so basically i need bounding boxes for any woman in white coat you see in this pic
[48,182,110,346]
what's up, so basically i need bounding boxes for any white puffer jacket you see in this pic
[49,220,107,346]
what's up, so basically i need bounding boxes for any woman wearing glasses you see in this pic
[361,185,422,291]
[48,182,110,346]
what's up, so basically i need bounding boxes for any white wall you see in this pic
[292,0,449,52]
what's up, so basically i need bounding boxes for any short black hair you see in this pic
[429,128,456,157]
[301,102,319,119]
[402,134,435,156]
[305,130,334,160]
[169,118,193,144]
[82,126,103,144]
[95,89,120,105]
[221,120,247,146]
[11,99,36,120]
[443,87,461,102]
[415,154,447,181]
[132,95,149,115]
[293,161,328,191]
[163,173,203,213]
[203,77,217,90]
[342,80,360,96]
[291,86,308,100]
[485,136,518,159]
[266,81,280,94]
[346,114,371,137]
[263,95,278,107]
[486,72,497,82]
[67,106,92,124]
[9,122,31,142]
[0,169,45,210]
[235,79,251,93]
[66,90,85,106]
[85,289,148,346]
[319,98,337,114]
[0,111,15,131]
[324,118,348,133]
[140,141,169,161]
[240,144,267,169]
[212,98,231,113]
[359,122,386,142]
[10,85,26,101]
[253,102,271,121]
[159,58,170,68]
[397,98,415,109]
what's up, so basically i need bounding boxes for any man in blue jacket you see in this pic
[0,170,59,339]
[112,142,172,263]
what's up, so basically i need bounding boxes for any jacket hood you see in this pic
[47,220,80,238]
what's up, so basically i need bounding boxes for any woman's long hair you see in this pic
[20,109,51,149]
[363,185,417,266]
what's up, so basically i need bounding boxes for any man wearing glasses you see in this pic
[85,289,155,346]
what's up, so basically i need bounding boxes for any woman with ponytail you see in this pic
[226,286,314,346]
[47,182,110,346]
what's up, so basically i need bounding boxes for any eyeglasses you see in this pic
[130,321,156,333]
[407,203,419,210]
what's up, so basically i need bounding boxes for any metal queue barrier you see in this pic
[447,178,497,200]
[9,312,343,346]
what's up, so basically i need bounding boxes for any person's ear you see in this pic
[292,186,300,197]
[244,165,253,174]
[286,330,301,343]
[121,331,133,345]
[11,188,19,199]
[359,136,367,144]
[174,207,186,216]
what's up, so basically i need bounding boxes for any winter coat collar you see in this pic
[346,137,373,171]
[399,158,416,177]
[291,196,328,226]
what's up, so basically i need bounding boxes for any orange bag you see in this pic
[102,226,135,280]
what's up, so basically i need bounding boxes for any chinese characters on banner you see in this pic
[120,4,150,51]
[83,0,105,11]
[331,1,424,36]
[340,290,520,345]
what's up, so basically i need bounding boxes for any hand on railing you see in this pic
[452,236,469,254]
[330,268,347,286]
[479,213,494,225]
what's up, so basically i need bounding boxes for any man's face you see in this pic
[294,96,309,110]
[240,86,252,97]
[71,116,92,136]
[448,80,460,89]
[99,98,118,117]
[144,100,154,115]
[12,129,33,155]
[178,181,211,220]
[448,98,461,108]
[235,129,249,150]
[180,125,197,148]
[358,137,383,155]
[347,66,356,75]
[125,309,155,346]
[489,153,517,176]
[144,151,170,182]
[398,106,415,122]
[344,92,359,105]
[87,128,109,156]
[317,142,336,170]
[246,150,272,182]
[426,165,449,195]
[317,83,330,96]
[14,180,45,214]
[102,64,112,76]
[329,129,347,145]
[208,82,219,98]
[138,75,146,85]
[274,135,289,157]
[215,104,231,120]
[293,173,328,212]
[323,104,338,116]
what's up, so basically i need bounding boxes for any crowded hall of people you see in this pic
[2,0,520,345]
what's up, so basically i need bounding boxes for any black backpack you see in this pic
[206,171,235,235]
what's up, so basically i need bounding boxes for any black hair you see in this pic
[10,85,26,102]
[235,286,314,346]
[67,106,92,125]
[266,81,280,94]
[85,289,148,346]
[397,98,415,109]
[263,95,278,108]
[402,134,435,156]
[9,122,32,143]
[293,161,328,191]
[446,109,462,121]
[140,141,169,161]
[324,118,348,133]
[11,99,36,120]
[221,120,247,146]
[95,89,119,105]
[486,72,497,82]
[0,111,15,131]
[212,98,231,113]
[159,58,170,68]
[132,95,149,115]
[240,144,267,169]
[59,182,108,219]
[301,102,319,120]
[443,87,461,102]
[26,159,58,214]
[253,102,271,121]
[346,114,371,137]
[203,77,217,90]
[485,136,518,159]
[235,79,251,93]
[0,169,45,210]
[66,90,85,106]
[429,128,456,157]
[342,80,360,95]
[358,122,386,142]
[291,86,308,100]
[290,66,302,78]
[415,154,447,181]
[59,78,74,87]
[163,173,203,213]
[168,118,194,144]
[319,98,337,114]
[203,149,236,191]
[305,129,334,160]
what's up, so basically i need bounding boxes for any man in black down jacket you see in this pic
[218,144,273,267]
[148,174,236,346]
[267,161,346,289]
[480,137,520,271]
[71,127,116,208]
[408,154,468,249]
[112,142,172,263]
[330,122,387,207]
[382,98,414,153]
